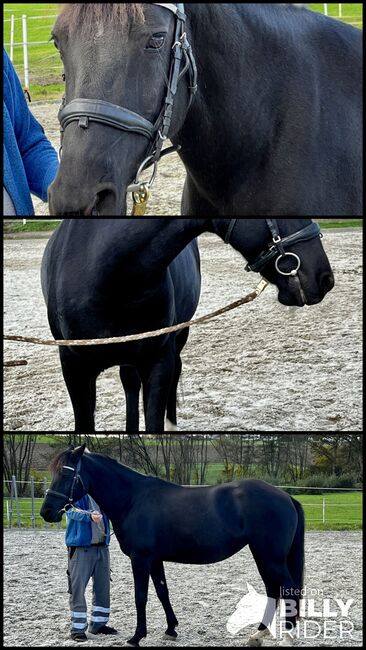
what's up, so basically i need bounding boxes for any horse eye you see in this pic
[146,34,166,50]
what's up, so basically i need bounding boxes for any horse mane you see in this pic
[57,3,146,37]
[49,449,69,475]
[49,448,125,476]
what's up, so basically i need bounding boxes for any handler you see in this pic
[65,494,118,642]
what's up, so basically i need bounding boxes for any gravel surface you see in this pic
[3,530,362,647]
[3,227,362,431]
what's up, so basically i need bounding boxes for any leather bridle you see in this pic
[226,219,322,277]
[46,459,85,508]
[58,3,197,214]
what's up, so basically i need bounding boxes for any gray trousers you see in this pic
[67,546,110,634]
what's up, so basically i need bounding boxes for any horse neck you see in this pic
[176,4,272,180]
[111,219,207,277]
[82,456,145,519]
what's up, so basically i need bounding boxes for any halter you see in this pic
[58,3,197,215]
[46,459,85,507]
[226,219,322,277]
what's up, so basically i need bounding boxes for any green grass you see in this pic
[310,4,363,27]
[4,496,68,530]
[3,220,61,233]
[318,219,362,228]
[3,219,362,234]
[293,491,362,530]
[3,4,362,102]
[4,490,362,532]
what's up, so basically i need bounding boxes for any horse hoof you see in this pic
[126,641,139,648]
[247,639,262,647]
[164,633,178,641]
[279,634,294,647]
[165,418,178,431]
[247,628,271,646]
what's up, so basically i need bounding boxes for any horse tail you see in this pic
[287,497,305,617]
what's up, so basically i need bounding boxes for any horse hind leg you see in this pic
[247,627,273,647]
[248,551,297,647]
[247,596,278,647]
[166,351,181,430]
[166,329,189,430]
[120,366,141,432]
[141,341,176,432]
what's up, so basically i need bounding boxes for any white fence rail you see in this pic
[3,6,362,92]
[3,479,363,530]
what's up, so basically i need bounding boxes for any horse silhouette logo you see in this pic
[227,582,277,637]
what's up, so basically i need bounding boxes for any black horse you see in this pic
[41,219,334,432]
[48,3,362,216]
[40,444,305,647]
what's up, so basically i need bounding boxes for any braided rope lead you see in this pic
[4,279,268,348]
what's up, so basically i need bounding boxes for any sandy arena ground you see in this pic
[3,227,362,431]
[3,529,362,647]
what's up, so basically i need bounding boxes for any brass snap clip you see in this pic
[132,185,151,216]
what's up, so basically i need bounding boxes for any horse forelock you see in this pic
[49,449,69,476]
[49,445,90,475]
[57,3,146,37]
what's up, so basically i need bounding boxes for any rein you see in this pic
[4,279,269,349]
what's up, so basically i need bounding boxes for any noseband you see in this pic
[226,219,322,277]
[46,459,85,507]
[58,3,197,215]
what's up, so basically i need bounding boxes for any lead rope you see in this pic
[4,279,269,350]
[64,505,114,537]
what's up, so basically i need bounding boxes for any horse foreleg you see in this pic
[60,349,96,432]
[127,556,150,647]
[150,560,178,640]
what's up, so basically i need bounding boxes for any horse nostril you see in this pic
[321,272,335,293]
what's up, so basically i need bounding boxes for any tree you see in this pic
[3,434,38,496]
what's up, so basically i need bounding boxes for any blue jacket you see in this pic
[65,495,111,547]
[3,48,59,215]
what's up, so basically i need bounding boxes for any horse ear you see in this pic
[72,443,87,458]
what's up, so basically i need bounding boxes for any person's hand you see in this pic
[91,511,103,524]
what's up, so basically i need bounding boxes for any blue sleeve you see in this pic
[66,510,91,523]
[3,48,59,214]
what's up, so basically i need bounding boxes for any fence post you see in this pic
[12,475,22,528]
[22,15,30,96]
[322,497,326,524]
[31,477,35,529]
[10,14,15,62]
[9,480,13,529]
